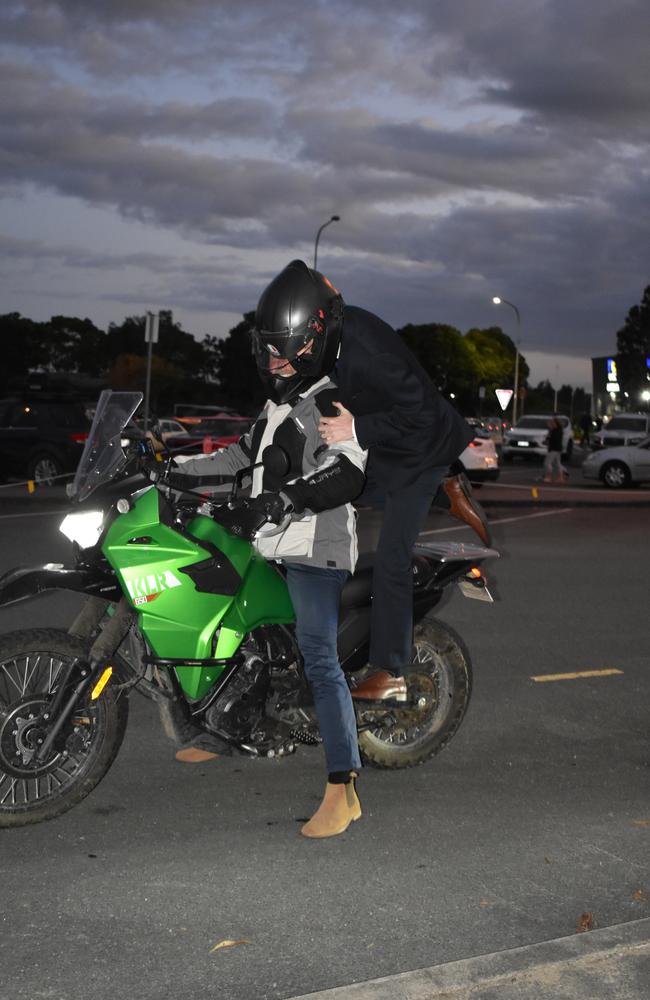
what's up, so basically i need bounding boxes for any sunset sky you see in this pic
[2,0,648,389]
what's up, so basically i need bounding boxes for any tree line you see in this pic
[2,281,647,417]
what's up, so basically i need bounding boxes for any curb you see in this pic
[286,918,650,1000]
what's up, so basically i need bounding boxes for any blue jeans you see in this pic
[285,562,361,774]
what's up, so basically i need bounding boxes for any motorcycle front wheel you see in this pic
[0,629,128,827]
[357,616,472,769]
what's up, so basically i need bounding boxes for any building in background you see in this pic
[592,355,650,417]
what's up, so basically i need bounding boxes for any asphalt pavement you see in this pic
[0,497,648,1000]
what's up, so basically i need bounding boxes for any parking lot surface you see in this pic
[0,501,648,1000]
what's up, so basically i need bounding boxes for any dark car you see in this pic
[0,396,90,483]
[165,414,253,456]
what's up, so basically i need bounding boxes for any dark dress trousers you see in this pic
[334,305,474,672]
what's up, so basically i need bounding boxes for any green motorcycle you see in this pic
[0,391,498,827]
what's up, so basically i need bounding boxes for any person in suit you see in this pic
[255,260,491,703]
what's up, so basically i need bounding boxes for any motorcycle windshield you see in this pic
[70,390,143,502]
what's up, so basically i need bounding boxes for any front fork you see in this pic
[34,598,135,763]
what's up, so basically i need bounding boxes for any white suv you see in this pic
[502,414,574,461]
[591,413,650,450]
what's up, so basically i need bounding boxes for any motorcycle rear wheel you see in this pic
[0,629,128,827]
[357,616,472,769]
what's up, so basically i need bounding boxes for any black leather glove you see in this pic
[247,491,292,524]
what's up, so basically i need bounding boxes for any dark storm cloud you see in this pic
[0,62,443,234]
[414,0,650,137]
[1,0,648,363]
[1,63,277,142]
[289,108,608,202]
[0,233,181,273]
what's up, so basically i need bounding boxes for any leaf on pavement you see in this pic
[632,819,650,827]
[576,911,594,933]
[632,889,647,902]
[210,939,251,953]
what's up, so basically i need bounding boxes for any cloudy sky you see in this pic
[2,0,648,388]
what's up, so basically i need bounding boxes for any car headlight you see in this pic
[59,511,105,549]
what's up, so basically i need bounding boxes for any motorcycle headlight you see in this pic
[59,511,105,549]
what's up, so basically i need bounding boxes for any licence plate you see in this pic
[457,579,494,602]
[517,440,530,447]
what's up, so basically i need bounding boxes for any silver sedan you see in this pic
[582,437,650,488]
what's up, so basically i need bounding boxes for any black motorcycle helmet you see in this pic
[253,259,344,403]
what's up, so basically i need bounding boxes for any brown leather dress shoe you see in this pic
[443,474,492,546]
[351,670,407,704]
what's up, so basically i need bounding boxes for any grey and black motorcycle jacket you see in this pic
[173,377,367,572]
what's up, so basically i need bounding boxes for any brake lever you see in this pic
[253,511,294,538]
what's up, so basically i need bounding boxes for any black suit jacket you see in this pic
[334,305,474,490]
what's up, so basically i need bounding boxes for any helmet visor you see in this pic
[252,313,326,376]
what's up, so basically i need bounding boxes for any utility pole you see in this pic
[143,311,160,432]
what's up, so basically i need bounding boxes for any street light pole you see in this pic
[492,296,521,424]
[313,215,340,271]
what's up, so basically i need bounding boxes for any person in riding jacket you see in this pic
[258,261,490,709]
[172,269,366,839]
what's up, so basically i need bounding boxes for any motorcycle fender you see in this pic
[0,564,121,608]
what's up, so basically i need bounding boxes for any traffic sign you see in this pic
[145,311,160,344]
[495,388,514,411]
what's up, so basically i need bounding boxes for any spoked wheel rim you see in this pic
[0,652,105,812]
[358,638,455,751]
[603,464,627,488]
[32,457,60,485]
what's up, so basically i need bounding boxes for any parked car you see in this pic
[0,396,90,483]
[502,414,574,462]
[458,430,500,483]
[582,437,650,488]
[156,418,191,442]
[138,417,190,451]
[165,414,254,455]
[591,413,650,450]
[482,415,510,445]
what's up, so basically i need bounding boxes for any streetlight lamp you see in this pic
[314,215,340,270]
[492,295,521,424]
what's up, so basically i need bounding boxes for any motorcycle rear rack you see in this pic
[413,540,499,562]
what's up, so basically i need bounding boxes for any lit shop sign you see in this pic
[606,358,620,394]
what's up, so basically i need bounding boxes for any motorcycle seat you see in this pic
[340,566,374,609]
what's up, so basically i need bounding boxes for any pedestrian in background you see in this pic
[579,412,592,449]
[543,416,564,483]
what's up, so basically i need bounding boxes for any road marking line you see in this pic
[0,509,68,520]
[420,507,573,536]
[489,507,573,526]
[531,669,624,683]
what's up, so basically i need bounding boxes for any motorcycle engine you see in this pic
[204,628,308,755]
[205,648,269,742]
